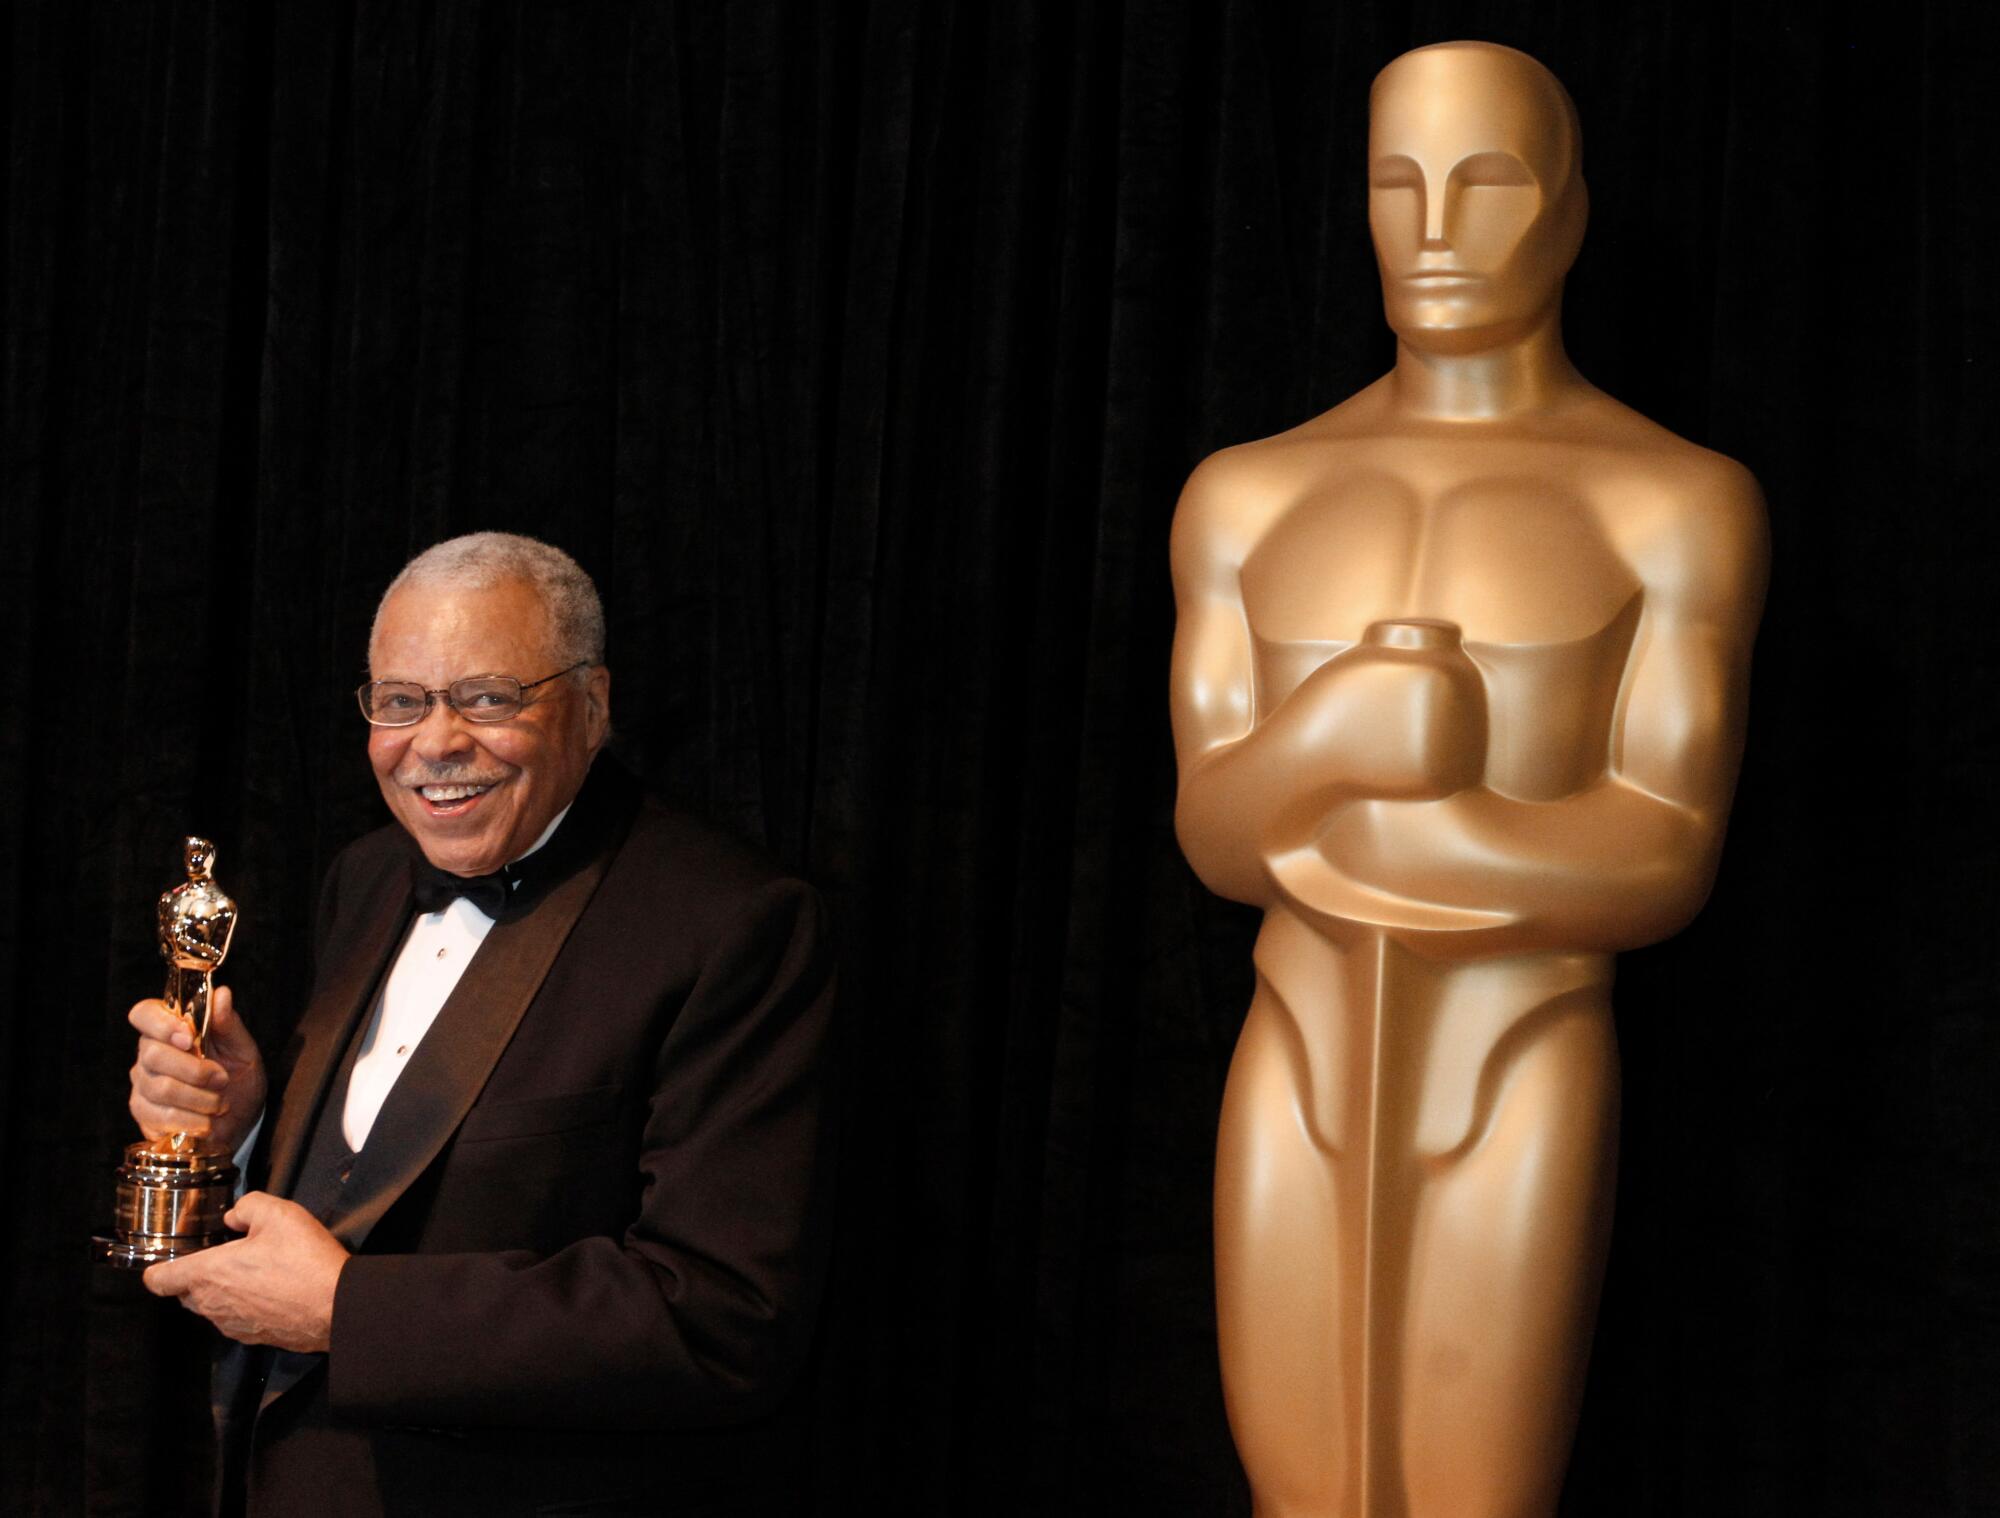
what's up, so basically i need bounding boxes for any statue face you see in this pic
[1367,46,1584,350]
[367,577,610,878]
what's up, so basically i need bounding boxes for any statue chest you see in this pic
[1240,472,1644,799]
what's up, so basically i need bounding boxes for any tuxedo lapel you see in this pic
[264,882,411,1200]
[323,846,613,1251]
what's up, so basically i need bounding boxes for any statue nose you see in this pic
[1422,194,1450,248]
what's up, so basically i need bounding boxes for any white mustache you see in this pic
[396,764,509,788]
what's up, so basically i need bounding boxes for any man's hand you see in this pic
[128,984,266,1154]
[143,1193,348,1352]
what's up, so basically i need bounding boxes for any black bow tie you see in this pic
[411,861,515,919]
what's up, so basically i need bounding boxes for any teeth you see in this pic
[420,784,492,802]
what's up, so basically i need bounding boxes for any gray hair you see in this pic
[373,532,606,666]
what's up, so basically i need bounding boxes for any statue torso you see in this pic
[1228,397,1696,804]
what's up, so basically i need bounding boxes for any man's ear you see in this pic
[584,664,612,749]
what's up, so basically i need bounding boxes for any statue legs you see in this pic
[1216,921,1619,1517]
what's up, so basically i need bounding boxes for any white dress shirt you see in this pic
[340,895,495,1150]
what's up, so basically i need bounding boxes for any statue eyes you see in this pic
[1453,152,1535,188]
[1368,152,1536,192]
[1369,156,1423,192]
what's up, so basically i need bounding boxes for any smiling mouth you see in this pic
[410,780,503,818]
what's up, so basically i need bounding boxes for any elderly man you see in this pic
[128,533,837,1516]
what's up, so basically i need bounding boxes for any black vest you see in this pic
[286,993,377,1225]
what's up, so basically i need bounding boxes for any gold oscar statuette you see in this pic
[92,837,242,1267]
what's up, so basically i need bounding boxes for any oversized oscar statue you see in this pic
[1168,42,1767,1517]
[93,836,242,1267]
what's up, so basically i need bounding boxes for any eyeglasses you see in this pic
[355,663,590,727]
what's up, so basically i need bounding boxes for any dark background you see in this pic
[3,1,1995,1513]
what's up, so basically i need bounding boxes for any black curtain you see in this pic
[3,2,1995,1513]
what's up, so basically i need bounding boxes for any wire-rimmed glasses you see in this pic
[355,662,589,727]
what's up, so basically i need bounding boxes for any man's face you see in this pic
[367,577,610,877]
[1367,49,1581,348]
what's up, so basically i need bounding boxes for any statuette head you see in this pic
[183,836,216,882]
[1367,42,1587,351]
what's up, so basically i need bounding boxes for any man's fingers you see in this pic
[229,1191,276,1231]
[131,1063,229,1116]
[135,1038,227,1091]
[206,985,239,1042]
[129,1097,211,1141]
[128,1090,217,1140]
[128,1000,195,1053]
[142,1258,187,1297]
[205,986,257,1063]
[135,1053,228,1097]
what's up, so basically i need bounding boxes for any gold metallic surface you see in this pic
[1168,42,1766,1518]
[93,838,241,1268]
[156,835,238,1060]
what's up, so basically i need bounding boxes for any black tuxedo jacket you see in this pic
[221,760,837,1517]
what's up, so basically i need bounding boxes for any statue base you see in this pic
[91,1139,238,1268]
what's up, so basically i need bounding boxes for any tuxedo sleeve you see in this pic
[322,876,837,1428]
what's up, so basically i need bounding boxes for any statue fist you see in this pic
[1294,619,1487,799]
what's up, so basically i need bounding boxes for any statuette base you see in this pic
[91,1139,238,1269]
